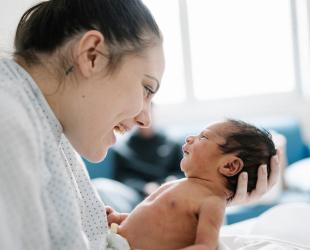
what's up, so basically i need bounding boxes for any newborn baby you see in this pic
[107,119,276,250]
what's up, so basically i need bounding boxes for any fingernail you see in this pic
[262,165,267,174]
[242,172,248,180]
[275,156,279,165]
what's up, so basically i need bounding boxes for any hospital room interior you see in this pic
[1,0,310,248]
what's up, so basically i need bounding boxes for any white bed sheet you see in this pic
[219,203,310,250]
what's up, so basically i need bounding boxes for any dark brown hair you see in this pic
[14,0,161,72]
[219,119,277,199]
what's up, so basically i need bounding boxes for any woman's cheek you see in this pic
[133,90,145,114]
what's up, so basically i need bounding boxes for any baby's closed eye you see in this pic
[199,134,209,140]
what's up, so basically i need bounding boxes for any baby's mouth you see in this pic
[182,145,189,155]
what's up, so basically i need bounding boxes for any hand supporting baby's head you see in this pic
[217,119,277,200]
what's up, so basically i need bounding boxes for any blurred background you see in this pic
[2,0,310,225]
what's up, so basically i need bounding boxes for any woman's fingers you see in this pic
[231,172,248,205]
[231,165,268,205]
[249,164,268,202]
[268,153,280,189]
[252,152,280,201]
[229,151,281,206]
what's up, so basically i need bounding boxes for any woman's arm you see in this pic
[0,94,50,249]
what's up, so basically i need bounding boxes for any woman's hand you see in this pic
[106,206,129,226]
[229,153,280,206]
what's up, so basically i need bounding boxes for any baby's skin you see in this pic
[117,178,227,250]
[108,120,277,250]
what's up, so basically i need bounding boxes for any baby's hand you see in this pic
[105,206,128,226]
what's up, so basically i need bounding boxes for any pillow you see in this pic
[285,158,310,192]
[250,203,310,247]
[220,203,310,249]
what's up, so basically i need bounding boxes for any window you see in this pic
[144,0,299,103]
[293,0,310,98]
[188,0,295,100]
[1,0,306,102]
[143,0,186,104]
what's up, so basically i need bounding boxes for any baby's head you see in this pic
[217,119,276,198]
[181,119,276,199]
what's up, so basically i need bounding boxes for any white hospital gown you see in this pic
[0,58,109,250]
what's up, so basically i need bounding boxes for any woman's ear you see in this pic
[219,156,244,177]
[75,30,108,78]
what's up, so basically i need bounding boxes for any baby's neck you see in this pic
[186,176,230,200]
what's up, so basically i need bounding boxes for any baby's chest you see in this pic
[152,196,199,244]
[149,190,200,223]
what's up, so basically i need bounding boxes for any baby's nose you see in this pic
[185,135,194,144]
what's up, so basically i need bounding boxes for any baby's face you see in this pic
[180,121,229,177]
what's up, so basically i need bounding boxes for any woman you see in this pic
[0,0,279,249]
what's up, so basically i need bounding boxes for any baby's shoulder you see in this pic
[199,194,227,213]
[161,178,186,188]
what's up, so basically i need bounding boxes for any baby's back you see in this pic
[118,179,214,250]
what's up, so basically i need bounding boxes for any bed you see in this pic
[219,203,310,249]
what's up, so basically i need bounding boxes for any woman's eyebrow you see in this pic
[144,74,160,93]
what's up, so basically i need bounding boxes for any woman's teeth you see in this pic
[114,125,127,135]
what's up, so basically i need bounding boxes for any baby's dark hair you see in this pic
[218,119,277,199]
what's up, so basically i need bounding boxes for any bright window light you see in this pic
[187,0,295,100]
[143,0,186,104]
[294,0,310,98]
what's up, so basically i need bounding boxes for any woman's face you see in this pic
[64,43,165,162]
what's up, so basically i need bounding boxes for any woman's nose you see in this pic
[134,106,151,128]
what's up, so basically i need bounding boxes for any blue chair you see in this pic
[83,148,116,179]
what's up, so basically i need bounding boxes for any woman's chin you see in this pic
[81,131,116,163]
[82,144,110,163]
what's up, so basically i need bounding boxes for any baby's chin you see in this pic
[179,161,186,172]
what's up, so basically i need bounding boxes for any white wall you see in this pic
[0,0,38,53]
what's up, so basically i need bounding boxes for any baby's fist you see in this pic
[105,206,128,226]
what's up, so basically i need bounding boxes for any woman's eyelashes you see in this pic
[143,84,155,99]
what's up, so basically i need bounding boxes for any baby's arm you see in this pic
[173,196,226,250]
[193,197,226,249]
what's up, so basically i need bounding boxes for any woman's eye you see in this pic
[144,85,155,98]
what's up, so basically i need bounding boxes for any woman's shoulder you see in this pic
[0,89,40,152]
[0,89,44,173]
[0,89,33,127]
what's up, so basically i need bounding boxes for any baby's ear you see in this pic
[219,156,244,177]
